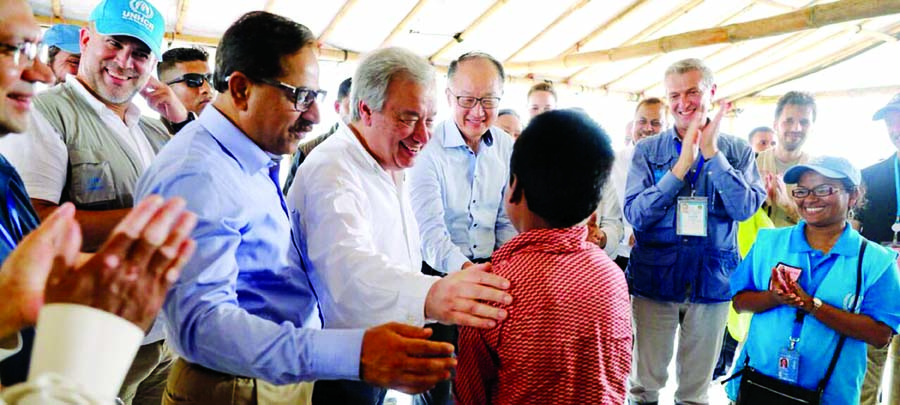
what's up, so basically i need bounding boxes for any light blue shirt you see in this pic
[135,106,363,384]
[408,120,517,273]
[727,223,900,404]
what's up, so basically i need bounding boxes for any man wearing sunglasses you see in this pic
[158,47,214,132]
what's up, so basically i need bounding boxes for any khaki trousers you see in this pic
[860,334,900,405]
[119,340,174,405]
[163,358,314,405]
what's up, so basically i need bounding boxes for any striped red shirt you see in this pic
[454,226,632,404]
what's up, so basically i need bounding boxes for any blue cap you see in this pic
[44,24,82,54]
[783,156,861,186]
[89,0,165,58]
[873,93,900,121]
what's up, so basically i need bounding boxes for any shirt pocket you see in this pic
[69,149,117,206]
[647,153,675,185]
[696,249,740,301]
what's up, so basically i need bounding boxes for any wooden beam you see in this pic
[318,0,360,44]
[566,0,703,82]
[380,0,430,48]
[725,23,900,101]
[429,0,510,63]
[504,0,592,62]
[263,0,277,12]
[736,84,900,105]
[51,0,62,19]
[557,0,650,57]
[505,0,900,74]
[602,2,759,91]
[175,0,190,34]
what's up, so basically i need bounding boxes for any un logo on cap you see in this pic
[129,0,154,19]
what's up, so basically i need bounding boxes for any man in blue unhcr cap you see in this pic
[43,23,81,84]
[6,0,195,404]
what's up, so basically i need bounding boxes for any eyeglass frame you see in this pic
[166,73,213,88]
[0,41,47,67]
[791,184,846,199]
[242,75,326,112]
[447,91,501,109]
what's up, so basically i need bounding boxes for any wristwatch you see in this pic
[810,297,823,314]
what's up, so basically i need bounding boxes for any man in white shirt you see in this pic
[288,47,512,405]
[7,0,193,402]
[611,97,667,270]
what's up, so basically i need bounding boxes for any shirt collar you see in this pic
[788,221,861,257]
[441,120,494,149]
[493,226,591,262]
[198,104,273,175]
[65,77,142,127]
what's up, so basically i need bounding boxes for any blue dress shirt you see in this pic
[624,128,765,303]
[408,120,517,273]
[135,106,363,384]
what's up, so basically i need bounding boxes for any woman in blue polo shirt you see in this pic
[726,156,900,404]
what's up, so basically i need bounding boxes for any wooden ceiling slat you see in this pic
[556,0,650,58]
[318,0,361,44]
[380,0,430,48]
[504,0,900,74]
[737,84,900,105]
[504,0,592,62]
[264,0,277,12]
[175,0,190,34]
[429,0,511,63]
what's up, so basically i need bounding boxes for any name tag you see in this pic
[676,197,707,237]
[777,347,800,384]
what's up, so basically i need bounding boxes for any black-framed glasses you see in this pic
[251,77,326,112]
[449,91,500,109]
[0,42,47,67]
[791,184,844,198]
[166,73,212,88]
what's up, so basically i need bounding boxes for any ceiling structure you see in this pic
[28,0,900,104]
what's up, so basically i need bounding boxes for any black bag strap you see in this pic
[816,240,867,394]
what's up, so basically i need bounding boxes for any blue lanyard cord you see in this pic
[0,191,23,249]
[674,141,705,190]
[894,155,900,220]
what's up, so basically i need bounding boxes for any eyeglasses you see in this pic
[449,92,500,109]
[252,77,326,112]
[166,73,213,88]
[791,184,845,198]
[0,42,47,67]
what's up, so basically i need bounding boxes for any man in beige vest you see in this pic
[756,91,817,228]
[11,0,194,403]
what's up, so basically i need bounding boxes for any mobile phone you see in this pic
[770,262,802,290]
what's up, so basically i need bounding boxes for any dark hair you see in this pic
[498,108,519,119]
[775,91,817,122]
[158,47,209,77]
[747,126,773,143]
[509,110,614,228]
[527,82,557,101]
[47,46,62,66]
[337,77,352,101]
[214,11,316,92]
[447,51,505,83]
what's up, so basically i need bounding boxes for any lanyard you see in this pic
[674,141,705,194]
[788,253,833,349]
[0,191,23,250]
[893,156,900,244]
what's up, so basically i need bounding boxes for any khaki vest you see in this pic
[33,82,169,210]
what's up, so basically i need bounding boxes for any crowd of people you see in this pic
[0,0,898,404]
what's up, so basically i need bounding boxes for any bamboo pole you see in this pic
[51,0,62,20]
[566,0,704,82]
[318,0,360,44]
[735,84,900,105]
[175,0,190,34]
[380,0,430,48]
[504,0,592,62]
[505,0,900,74]
[429,0,510,63]
[724,23,900,101]
[556,0,650,57]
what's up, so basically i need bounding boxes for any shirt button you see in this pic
[474,245,478,249]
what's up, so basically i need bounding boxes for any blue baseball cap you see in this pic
[873,93,900,121]
[783,156,861,186]
[89,0,165,59]
[44,24,82,54]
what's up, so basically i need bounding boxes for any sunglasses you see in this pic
[251,77,327,112]
[166,73,213,88]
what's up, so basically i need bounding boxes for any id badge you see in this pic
[676,197,708,237]
[777,347,800,384]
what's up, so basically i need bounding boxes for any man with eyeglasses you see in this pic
[406,51,515,405]
[43,24,81,85]
[137,15,462,405]
[157,47,214,132]
[5,0,197,403]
